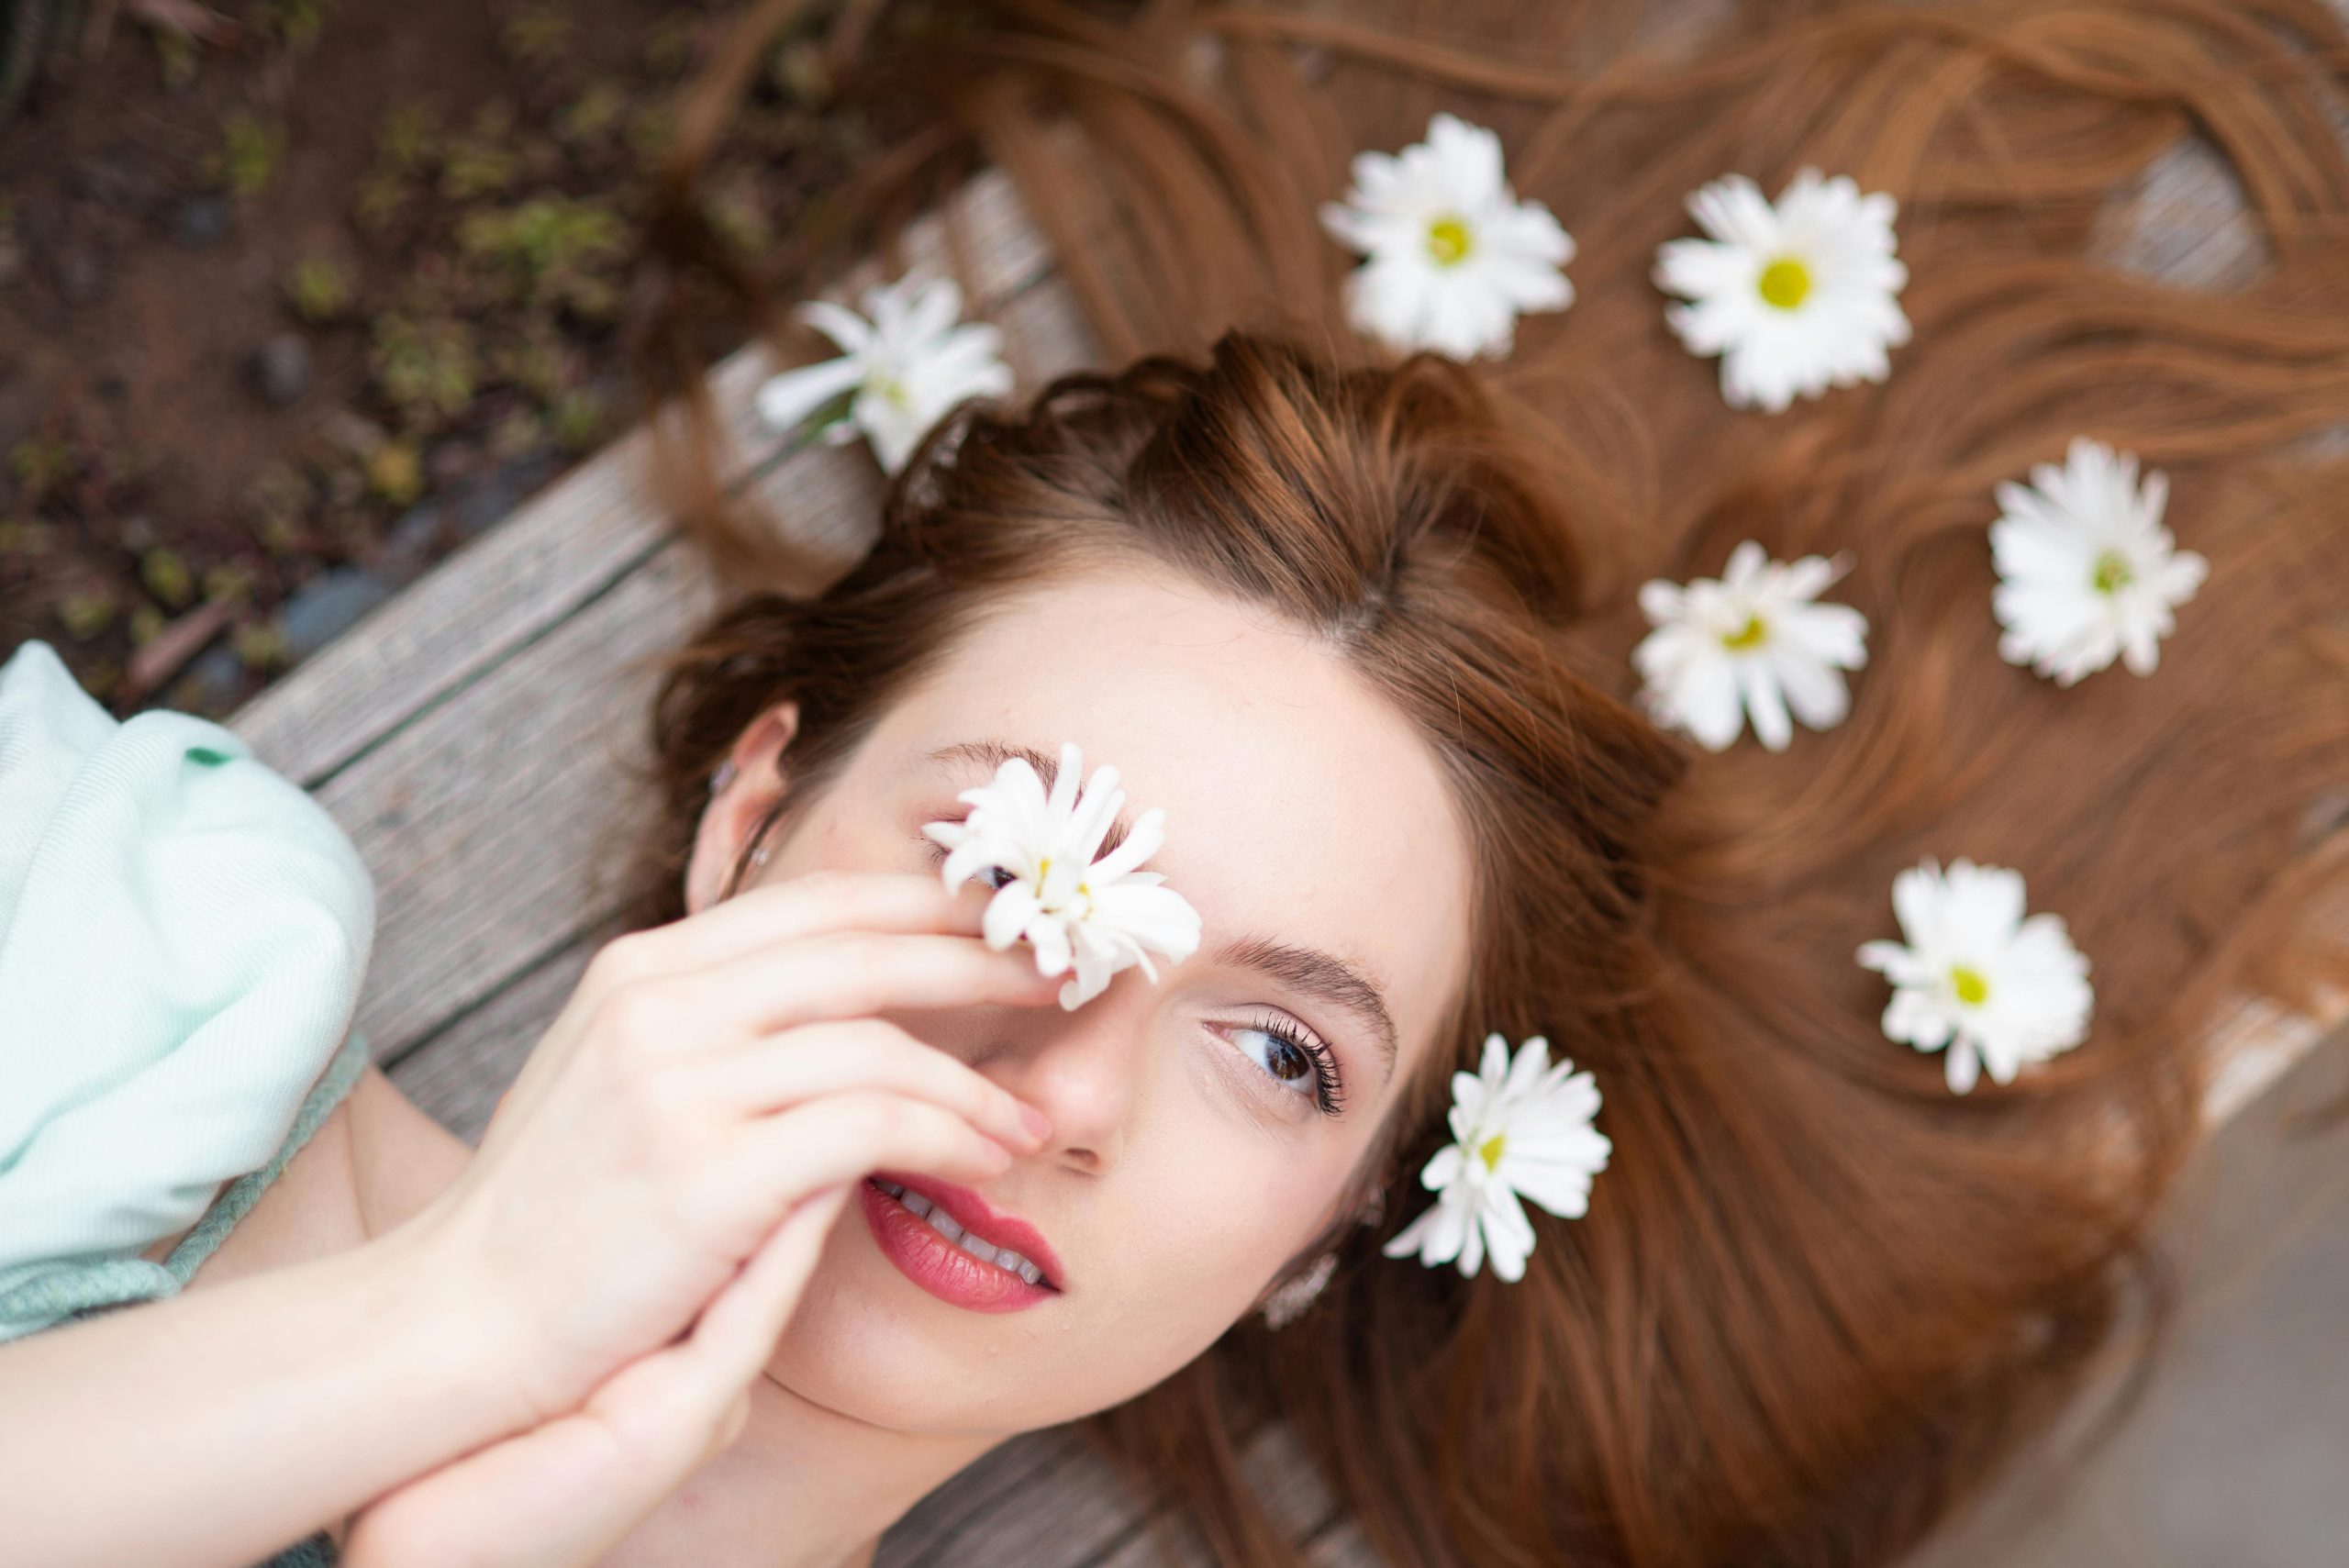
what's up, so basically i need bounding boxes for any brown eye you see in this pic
[1232,1023,1317,1094]
[975,863,1017,892]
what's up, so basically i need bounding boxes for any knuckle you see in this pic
[848,1091,915,1144]
[585,929,660,990]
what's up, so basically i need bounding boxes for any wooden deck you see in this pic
[220,136,2346,1566]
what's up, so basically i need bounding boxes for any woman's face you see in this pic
[692,562,1475,1435]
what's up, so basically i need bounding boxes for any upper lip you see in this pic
[871,1170,1066,1290]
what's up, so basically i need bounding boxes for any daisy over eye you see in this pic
[920,740,1204,1010]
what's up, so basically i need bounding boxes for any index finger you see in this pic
[626,868,994,976]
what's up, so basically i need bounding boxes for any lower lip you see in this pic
[858,1178,1058,1313]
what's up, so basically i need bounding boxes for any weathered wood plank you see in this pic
[226,164,1056,791]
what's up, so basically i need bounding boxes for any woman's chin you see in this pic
[761,1212,1068,1434]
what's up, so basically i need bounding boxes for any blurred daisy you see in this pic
[923,740,1202,1010]
[1653,167,1910,412]
[1382,1032,1610,1283]
[1319,111,1575,361]
[1632,539,1870,751]
[1855,856,2093,1095]
[753,273,1014,475]
[1989,437,2210,685]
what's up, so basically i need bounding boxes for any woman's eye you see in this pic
[1233,1023,1318,1096]
[918,830,1017,892]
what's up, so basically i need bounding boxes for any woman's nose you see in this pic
[974,974,1153,1172]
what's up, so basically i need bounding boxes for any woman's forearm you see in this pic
[0,1223,533,1568]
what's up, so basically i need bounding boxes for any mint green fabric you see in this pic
[0,638,377,1342]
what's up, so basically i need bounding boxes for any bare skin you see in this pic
[83,559,1477,1565]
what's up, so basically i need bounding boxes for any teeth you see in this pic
[876,1179,1048,1287]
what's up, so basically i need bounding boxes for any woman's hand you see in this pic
[340,1180,853,1568]
[387,867,1061,1436]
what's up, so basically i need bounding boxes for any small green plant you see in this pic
[549,388,604,453]
[376,102,441,176]
[352,172,412,234]
[151,27,201,93]
[10,435,76,506]
[264,0,329,51]
[140,548,195,608]
[57,587,120,639]
[232,621,289,671]
[209,111,286,197]
[365,439,424,506]
[284,256,354,321]
[370,315,479,428]
[500,3,572,67]
[440,103,522,200]
[457,196,626,317]
[554,82,627,150]
[203,563,256,606]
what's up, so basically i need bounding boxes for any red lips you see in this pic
[868,1169,1065,1288]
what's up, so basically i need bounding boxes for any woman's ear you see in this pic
[685,699,802,915]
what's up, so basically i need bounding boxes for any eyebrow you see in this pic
[928,739,1137,861]
[928,738,1401,1084]
[1215,934,1399,1085]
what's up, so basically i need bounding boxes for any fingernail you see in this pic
[1019,1101,1053,1140]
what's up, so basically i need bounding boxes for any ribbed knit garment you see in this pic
[0,637,378,1565]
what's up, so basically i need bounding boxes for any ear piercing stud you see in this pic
[709,759,739,796]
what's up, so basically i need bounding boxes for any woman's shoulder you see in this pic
[0,639,379,1340]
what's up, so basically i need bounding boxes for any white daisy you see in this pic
[752,273,1015,475]
[923,741,1203,1010]
[1631,539,1870,751]
[1318,111,1575,361]
[1381,1032,1610,1283]
[1653,167,1911,413]
[1854,856,2093,1095]
[1988,437,2210,685]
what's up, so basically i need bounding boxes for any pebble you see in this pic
[274,567,395,659]
[173,195,231,249]
[176,645,249,714]
[377,502,448,584]
[247,334,313,406]
[452,451,563,537]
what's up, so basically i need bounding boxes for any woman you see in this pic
[6,0,2349,1564]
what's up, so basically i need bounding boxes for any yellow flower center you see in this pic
[1950,964,1990,1006]
[2092,550,2133,594]
[1476,1131,1508,1171]
[1758,257,1812,310]
[1426,217,1474,267]
[1721,613,1768,651]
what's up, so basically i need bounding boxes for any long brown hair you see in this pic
[621,2,2349,1563]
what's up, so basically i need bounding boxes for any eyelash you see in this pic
[1230,1010,1347,1117]
[914,828,1348,1118]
